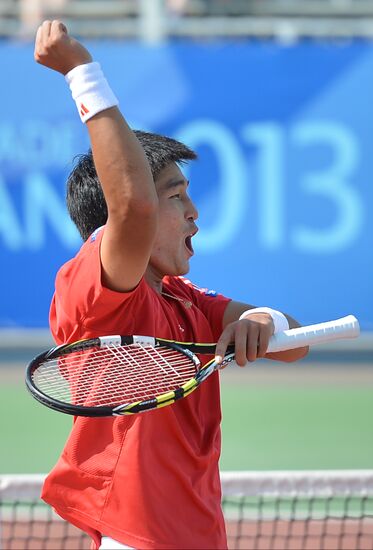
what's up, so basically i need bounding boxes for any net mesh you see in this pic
[1,471,373,550]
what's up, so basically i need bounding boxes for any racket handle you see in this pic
[267,315,360,353]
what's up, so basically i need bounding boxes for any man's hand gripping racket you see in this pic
[26,315,359,417]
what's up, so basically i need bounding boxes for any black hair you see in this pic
[66,130,197,241]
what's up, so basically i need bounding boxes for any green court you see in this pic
[1,361,372,474]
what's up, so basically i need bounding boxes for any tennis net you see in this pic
[1,470,373,549]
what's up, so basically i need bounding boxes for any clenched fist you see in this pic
[34,20,92,75]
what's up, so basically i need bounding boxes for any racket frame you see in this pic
[25,336,223,417]
[25,315,359,418]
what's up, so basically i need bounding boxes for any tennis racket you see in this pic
[26,315,359,417]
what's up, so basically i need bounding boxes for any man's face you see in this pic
[148,163,199,278]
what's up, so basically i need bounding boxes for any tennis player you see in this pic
[35,21,308,550]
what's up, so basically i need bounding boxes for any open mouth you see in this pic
[185,234,195,255]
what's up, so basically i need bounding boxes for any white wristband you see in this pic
[65,62,119,123]
[239,307,289,334]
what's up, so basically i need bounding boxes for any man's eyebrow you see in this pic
[162,178,189,191]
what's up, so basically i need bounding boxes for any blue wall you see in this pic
[1,41,372,329]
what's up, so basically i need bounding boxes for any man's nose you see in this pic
[186,198,198,221]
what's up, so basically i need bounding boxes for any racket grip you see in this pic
[267,315,360,353]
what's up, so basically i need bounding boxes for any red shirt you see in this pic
[42,227,231,550]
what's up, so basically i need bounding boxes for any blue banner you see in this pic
[1,41,372,329]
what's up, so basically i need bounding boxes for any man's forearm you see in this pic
[87,108,157,217]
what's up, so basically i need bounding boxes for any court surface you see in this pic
[1,358,372,473]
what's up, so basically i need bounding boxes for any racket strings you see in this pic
[32,344,197,407]
[34,355,192,405]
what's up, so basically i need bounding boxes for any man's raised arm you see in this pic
[35,20,158,292]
